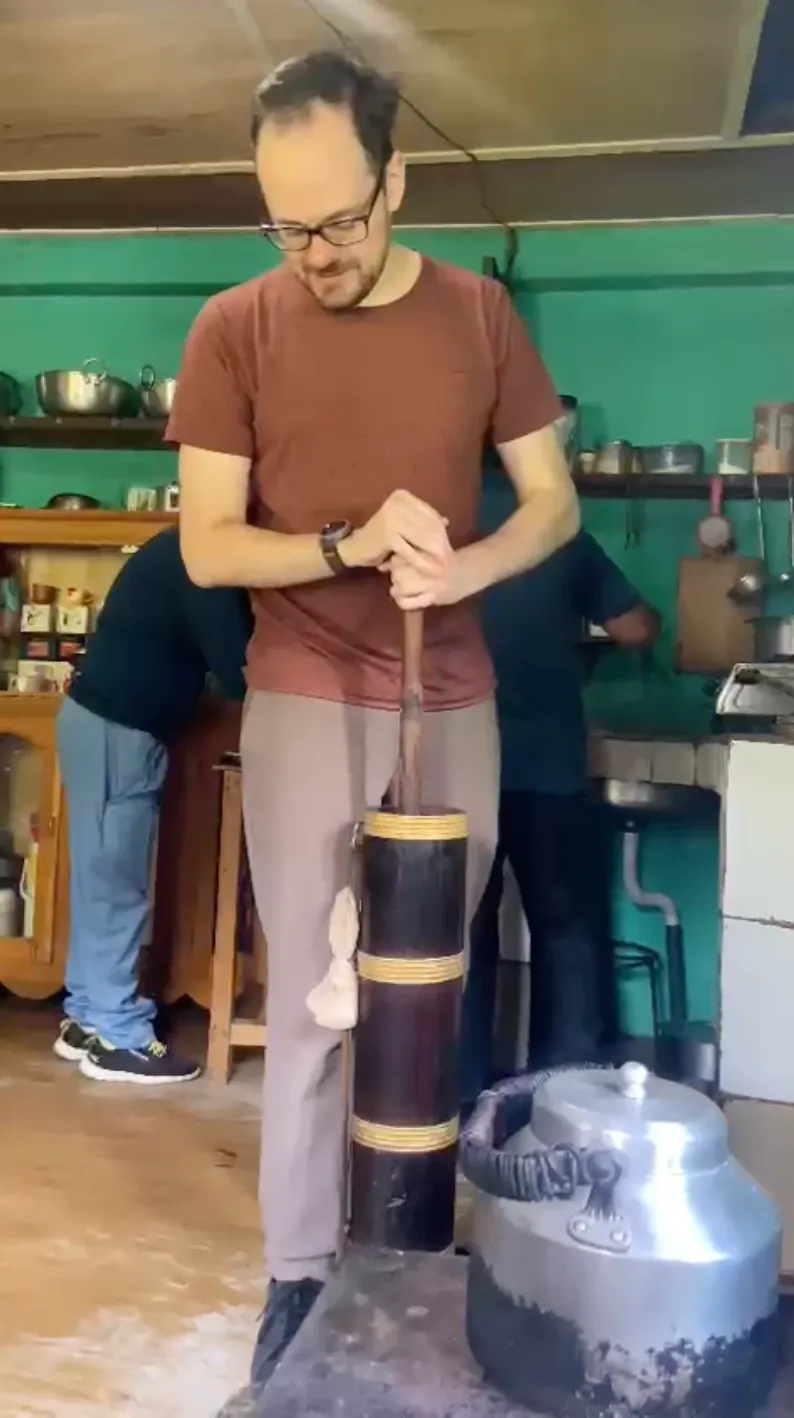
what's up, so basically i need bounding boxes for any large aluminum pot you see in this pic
[139,364,177,418]
[460,1064,782,1417]
[35,358,139,417]
[753,614,794,662]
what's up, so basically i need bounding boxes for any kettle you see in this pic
[460,1063,782,1417]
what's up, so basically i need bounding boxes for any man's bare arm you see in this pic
[453,425,580,600]
[179,446,331,589]
[179,445,452,589]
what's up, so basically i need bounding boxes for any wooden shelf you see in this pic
[0,508,176,547]
[576,473,794,499]
[0,415,171,451]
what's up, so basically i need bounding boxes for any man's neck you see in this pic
[359,245,423,308]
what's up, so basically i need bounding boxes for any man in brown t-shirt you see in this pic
[167,49,578,1392]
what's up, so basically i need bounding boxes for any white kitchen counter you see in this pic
[587,730,728,793]
[587,731,794,1104]
[719,737,794,1103]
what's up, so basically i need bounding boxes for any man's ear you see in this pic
[385,150,406,215]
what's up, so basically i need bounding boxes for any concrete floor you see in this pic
[0,996,265,1418]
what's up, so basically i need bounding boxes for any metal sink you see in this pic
[593,779,720,825]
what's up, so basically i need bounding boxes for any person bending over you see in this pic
[54,528,252,1085]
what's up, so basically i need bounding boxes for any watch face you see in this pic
[322,520,351,543]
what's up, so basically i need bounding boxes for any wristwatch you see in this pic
[320,519,353,575]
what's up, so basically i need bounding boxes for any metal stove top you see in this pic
[717,663,794,720]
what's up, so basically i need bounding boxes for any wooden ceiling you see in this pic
[1,0,792,228]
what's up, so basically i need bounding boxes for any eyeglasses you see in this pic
[260,169,384,253]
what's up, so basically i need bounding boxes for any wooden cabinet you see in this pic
[150,698,242,1007]
[0,689,237,1004]
[0,507,230,1007]
[0,696,62,993]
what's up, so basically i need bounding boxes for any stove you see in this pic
[716,663,794,727]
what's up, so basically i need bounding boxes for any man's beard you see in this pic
[301,248,388,311]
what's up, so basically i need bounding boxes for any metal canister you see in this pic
[158,482,180,512]
[753,403,794,475]
[461,1063,782,1416]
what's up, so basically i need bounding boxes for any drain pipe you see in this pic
[621,829,686,1032]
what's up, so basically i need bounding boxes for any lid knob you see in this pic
[618,1061,649,1099]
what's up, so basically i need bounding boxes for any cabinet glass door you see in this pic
[0,725,59,960]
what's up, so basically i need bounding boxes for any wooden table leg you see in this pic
[207,770,243,1083]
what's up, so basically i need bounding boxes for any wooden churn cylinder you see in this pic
[349,610,467,1252]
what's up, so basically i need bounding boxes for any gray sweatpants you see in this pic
[240,690,499,1282]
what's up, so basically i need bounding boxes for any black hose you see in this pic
[459,1067,622,1205]
[665,922,687,1031]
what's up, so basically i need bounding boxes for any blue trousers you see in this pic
[56,697,168,1049]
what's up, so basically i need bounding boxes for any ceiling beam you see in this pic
[4,145,794,233]
[5,129,794,185]
[721,0,770,139]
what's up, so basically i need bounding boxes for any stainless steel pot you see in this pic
[139,364,177,419]
[593,440,635,477]
[35,359,139,417]
[753,614,794,662]
[461,1064,782,1416]
[639,442,704,476]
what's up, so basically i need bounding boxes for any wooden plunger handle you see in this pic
[398,610,424,815]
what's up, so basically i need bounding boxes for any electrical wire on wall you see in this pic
[297,0,519,291]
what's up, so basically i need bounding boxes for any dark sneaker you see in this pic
[53,1019,94,1062]
[79,1037,201,1085]
[250,1279,324,1389]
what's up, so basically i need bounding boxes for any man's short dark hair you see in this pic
[251,50,400,172]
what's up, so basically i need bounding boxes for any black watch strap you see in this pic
[320,520,353,575]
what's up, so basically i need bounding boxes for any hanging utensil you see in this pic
[728,474,770,604]
[697,476,733,556]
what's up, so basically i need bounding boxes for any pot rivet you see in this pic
[611,1229,628,1244]
[571,1219,588,1234]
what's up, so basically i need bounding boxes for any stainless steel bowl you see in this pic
[46,492,101,511]
[35,358,139,417]
[139,364,177,418]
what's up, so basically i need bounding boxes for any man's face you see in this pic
[255,103,404,311]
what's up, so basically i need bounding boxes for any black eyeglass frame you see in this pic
[259,166,386,253]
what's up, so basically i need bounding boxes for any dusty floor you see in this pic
[0,995,264,1418]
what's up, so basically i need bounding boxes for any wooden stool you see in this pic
[207,753,268,1083]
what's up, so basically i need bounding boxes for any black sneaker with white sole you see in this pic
[53,1019,94,1062]
[79,1037,201,1085]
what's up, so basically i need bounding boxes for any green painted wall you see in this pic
[3,220,794,1032]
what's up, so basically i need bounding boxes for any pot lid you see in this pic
[527,1062,727,1175]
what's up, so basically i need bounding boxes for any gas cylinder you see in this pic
[460,1063,782,1417]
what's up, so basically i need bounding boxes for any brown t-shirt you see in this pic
[166,256,561,710]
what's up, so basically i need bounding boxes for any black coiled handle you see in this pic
[459,1068,622,1205]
